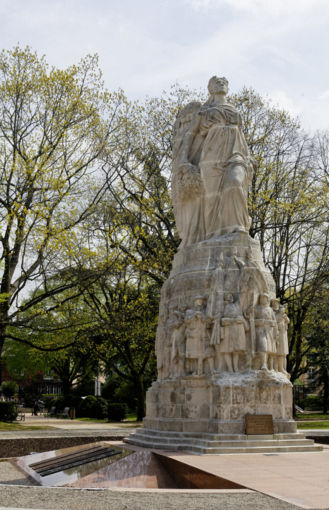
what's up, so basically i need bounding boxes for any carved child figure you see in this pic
[185,296,207,375]
[254,294,278,370]
[218,293,249,372]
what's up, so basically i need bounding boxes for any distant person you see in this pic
[33,400,39,416]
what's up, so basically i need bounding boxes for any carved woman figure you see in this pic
[218,293,249,372]
[184,296,207,375]
[178,76,255,240]
[254,294,278,370]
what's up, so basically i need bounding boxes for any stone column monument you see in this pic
[126,77,315,453]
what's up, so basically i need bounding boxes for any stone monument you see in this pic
[126,76,313,452]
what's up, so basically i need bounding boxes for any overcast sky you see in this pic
[1,0,329,131]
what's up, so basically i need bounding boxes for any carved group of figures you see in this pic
[155,292,289,380]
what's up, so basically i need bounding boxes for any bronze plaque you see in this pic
[245,414,274,435]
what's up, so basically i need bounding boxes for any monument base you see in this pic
[142,369,295,435]
[124,369,323,454]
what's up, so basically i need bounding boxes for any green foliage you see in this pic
[1,381,18,398]
[41,394,57,411]
[77,395,108,419]
[0,45,126,367]
[300,395,324,411]
[107,403,127,422]
[0,401,18,422]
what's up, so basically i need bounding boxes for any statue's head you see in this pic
[194,295,205,308]
[208,76,228,96]
[259,293,270,306]
[271,298,280,311]
[224,293,234,303]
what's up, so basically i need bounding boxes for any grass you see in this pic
[0,421,53,430]
[296,413,329,420]
[297,421,329,429]
[76,412,138,423]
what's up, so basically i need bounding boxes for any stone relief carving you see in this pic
[168,306,186,378]
[254,294,279,371]
[272,301,290,375]
[218,293,249,372]
[184,296,208,375]
[155,306,168,381]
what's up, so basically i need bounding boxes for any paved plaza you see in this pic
[0,416,328,509]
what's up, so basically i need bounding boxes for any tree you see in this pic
[0,46,125,379]
[81,273,158,420]
[304,289,329,413]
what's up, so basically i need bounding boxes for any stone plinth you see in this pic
[144,370,295,435]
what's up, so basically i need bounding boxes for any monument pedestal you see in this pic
[126,78,320,453]
[143,370,295,435]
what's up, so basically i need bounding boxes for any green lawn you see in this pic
[296,413,329,420]
[297,421,329,429]
[76,412,138,423]
[0,421,52,430]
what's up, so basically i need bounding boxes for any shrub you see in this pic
[42,394,57,411]
[300,395,323,411]
[77,395,108,419]
[0,401,18,422]
[1,381,18,399]
[107,403,127,422]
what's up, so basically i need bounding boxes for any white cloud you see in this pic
[267,90,300,116]
[0,0,329,130]
[319,90,329,100]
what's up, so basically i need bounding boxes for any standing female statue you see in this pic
[173,76,255,244]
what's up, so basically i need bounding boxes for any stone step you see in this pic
[140,429,306,441]
[185,445,324,454]
[125,436,322,454]
[131,433,314,448]
[128,432,313,446]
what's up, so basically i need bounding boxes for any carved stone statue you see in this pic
[272,301,290,375]
[128,77,296,447]
[173,76,255,245]
[254,294,278,370]
[218,293,249,372]
[184,296,208,375]
[169,307,186,378]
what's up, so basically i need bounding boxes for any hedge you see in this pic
[107,403,127,422]
[0,401,18,422]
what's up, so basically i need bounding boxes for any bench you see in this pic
[16,410,25,421]
[45,406,56,417]
[57,407,71,418]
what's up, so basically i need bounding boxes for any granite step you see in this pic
[130,434,314,448]
[125,435,322,454]
[139,429,305,441]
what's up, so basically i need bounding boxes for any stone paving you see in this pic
[0,417,328,509]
